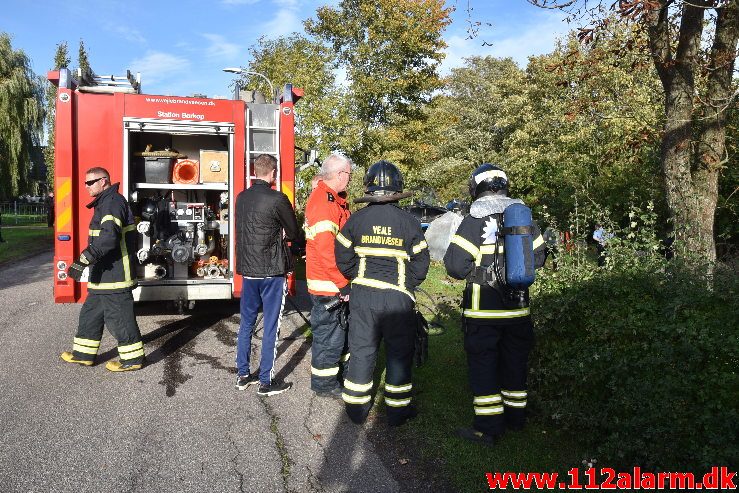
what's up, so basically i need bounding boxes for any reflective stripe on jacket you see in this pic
[444,208,546,324]
[335,202,430,301]
[305,180,351,295]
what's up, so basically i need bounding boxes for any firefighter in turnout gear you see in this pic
[444,163,546,445]
[335,161,430,426]
[304,154,353,398]
[61,167,144,371]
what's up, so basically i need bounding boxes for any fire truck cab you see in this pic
[48,67,300,305]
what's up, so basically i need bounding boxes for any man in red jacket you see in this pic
[304,154,353,398]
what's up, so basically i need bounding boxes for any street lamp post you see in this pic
[223,67,276,104]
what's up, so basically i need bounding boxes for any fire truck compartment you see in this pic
[123,119,235,289]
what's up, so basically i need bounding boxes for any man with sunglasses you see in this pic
[61,167,144,371]
[303,154,353,399]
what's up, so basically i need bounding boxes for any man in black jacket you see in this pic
[61,167,144,372]
[235,154,300,396]
[335,161,430,426]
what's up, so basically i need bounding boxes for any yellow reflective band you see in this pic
[472,251,483,310]
[342,393,371,405]
[73,337,101,348]
[473,394,502,405]
[385,383,412,393]
[354,246,409,259]
[73,344,99,355]
[412,240,428,254]
[101,215,122,227]
[336,232,352,248]
[88,280,137,290]
[307,279,340,293]
[385,397,412,407]
[120,349,145,360]
[120,230,131,283]
[89,229,101,237]
[397,257,406,288]
[533,235,545,249]
[358,257,366,278]
[474,406,504,415]
[503,400,527,408]
[463,308,530,318]
[501,389,527,398]
[305,220,339,240]
[341,352,351,362]
[450,235,479,258]
[119,341,143,353]
[480,244,504,254]
[344,379,373,393]
[311,366,340,377]
[352,277,414,302]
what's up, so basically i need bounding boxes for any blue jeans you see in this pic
[237,276,287,385]
[309,294,348,392]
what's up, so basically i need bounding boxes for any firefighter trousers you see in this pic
[464,319,534,437]
[72,291,144,364]
[309,295,349,392]
[342,285,416,426]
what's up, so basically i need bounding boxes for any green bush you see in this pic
[529,204,738,471]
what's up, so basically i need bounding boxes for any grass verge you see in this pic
[0,226,54,264]
[390,262,586,491]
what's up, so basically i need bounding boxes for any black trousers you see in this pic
[309,294,349,392]
[342,285,416,426]
[72,291,144,364]
[464,319,534,436]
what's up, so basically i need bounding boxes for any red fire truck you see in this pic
[48,67,301,307]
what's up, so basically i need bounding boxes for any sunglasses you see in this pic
[84,177,105,187]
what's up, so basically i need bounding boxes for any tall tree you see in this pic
[44,41,71,190]
[526,0,739,261]
[78,39,90,73]
[305,0,452,166]
[0,33,44,200]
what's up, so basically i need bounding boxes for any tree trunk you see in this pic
[649,1,718,261]
[695,1,739,262]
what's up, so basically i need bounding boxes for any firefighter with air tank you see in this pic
[334,160,430,427]
[444,163,547,445]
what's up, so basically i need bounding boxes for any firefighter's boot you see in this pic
[60,351,93,367]
[105,360,143,372]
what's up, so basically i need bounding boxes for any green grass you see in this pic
[1,214,47,226]
[0,226,54,264]
[393,262,585,491]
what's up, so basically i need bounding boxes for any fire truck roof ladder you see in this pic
[76,67,141,94]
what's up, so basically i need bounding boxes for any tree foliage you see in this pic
[77,39,90,74]
[503,26,665,222]
[305,0,452,127]
[0,33,44,200]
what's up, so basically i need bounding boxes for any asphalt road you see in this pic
[0,251,407,493]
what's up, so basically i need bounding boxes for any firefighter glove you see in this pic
[67,253,90,282]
